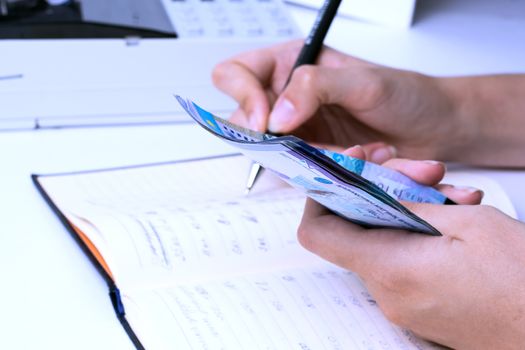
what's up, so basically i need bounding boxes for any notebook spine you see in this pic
[110,286,125,317]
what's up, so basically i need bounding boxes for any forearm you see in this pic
[439,74,525,167]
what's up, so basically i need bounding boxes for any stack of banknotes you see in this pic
[177,96,454,235]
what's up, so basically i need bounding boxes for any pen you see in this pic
[245,0,342,194]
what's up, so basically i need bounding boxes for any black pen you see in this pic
[245,0,343,194]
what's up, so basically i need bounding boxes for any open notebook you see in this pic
[33,154,512,350]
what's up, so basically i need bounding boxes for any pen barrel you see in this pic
[291,0,342,71]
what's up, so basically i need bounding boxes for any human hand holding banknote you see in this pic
[339,145,482,205]
[299,180,525,350]
[299,146,525,349]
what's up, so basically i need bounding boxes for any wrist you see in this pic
[434,75,525,167]
[432,77,482,162]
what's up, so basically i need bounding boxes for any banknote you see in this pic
[318,149,447,204]
[176,95,448,235]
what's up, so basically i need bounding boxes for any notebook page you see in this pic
[38,156,321,289]
[122,265,442,350]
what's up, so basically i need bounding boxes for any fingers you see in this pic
[435,184,483,205]
[298,199,422,275]
[212,61,270,131]
[323,142,483,205]
[299,199,367,271]
[341,144,446,187]
[382,159,446,186]
[360,142,397,164]
[212,41,307,131]
[299,191,483,282]
[322,143,397,164]
[228,108,250,129]
[214,41,377,133]
[268,65,388,133]
[380,158,482,204]
[298,198,478,277]
[341,145,366,159]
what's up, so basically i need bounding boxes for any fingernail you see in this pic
[370,145,397,164]
[268,98,295,132]
[454,185,481,193]
[342,145,363,156]
[423,160,446,172]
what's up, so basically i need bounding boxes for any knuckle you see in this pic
[478,204,500,217]
[292,65,319,90]
[460,205,498,229]
[289,66,333,105]
[353,68,390,109]
[211,61,234,86]
[381,304,406,326]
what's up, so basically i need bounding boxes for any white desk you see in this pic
[1,1,525,349]
[292,0,525,75]
[0,39,279,130]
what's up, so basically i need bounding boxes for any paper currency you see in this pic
[176,95,447,235]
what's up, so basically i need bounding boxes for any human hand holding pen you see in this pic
[233,0,342,193]
[213,39,465,162]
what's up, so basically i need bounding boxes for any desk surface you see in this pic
[2,1,525,349]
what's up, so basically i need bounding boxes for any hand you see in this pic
[340,144,483,204]
[212,40,471,161]
[297,149,525,349]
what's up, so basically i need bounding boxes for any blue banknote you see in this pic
[319,149,447,204]
[176,95,449,235]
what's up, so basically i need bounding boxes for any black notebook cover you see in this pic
[31,154,242,350]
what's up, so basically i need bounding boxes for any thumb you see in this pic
[298,200,473,275]
[268,65,388,133]
[298,199,428,275]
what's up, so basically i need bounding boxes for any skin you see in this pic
[213,40,525,166]
[299,198,525,350]
[212,41,525,348]
[304,146,525,349]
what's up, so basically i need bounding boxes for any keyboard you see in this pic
[161,0,300,38]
